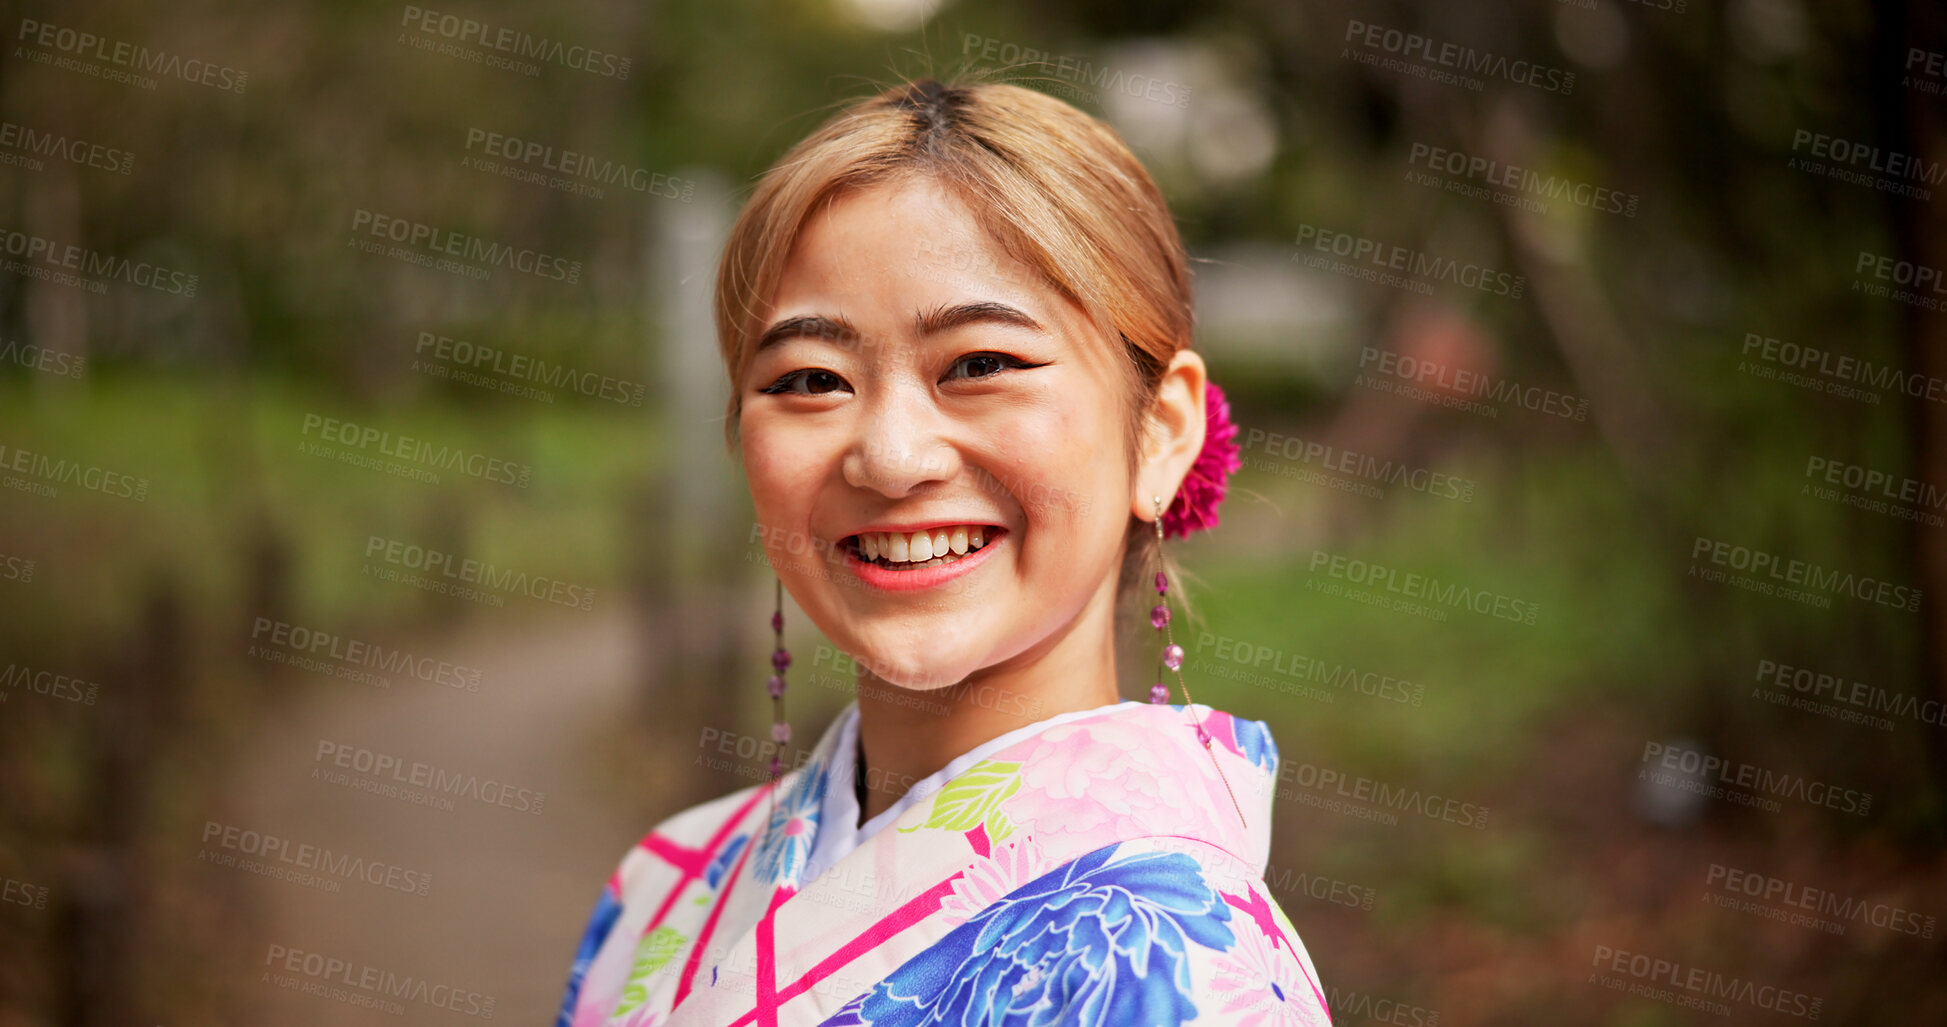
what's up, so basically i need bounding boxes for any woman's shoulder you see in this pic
[643,780,773,845]
[1127,836,1330,1024]
[606,778,776,891]
[964,701,1283,870]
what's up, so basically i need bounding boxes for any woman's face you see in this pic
[738,177,1136,691]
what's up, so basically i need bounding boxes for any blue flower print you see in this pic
[754,761,827,885]
[555,884,623,1027]
[706,833,749,889]
[821,843,1236,1027]
[1228,717,1278,773]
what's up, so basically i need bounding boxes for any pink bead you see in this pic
[772,648,792,672]
[772,722,791,744]
[771,610,783,634]
[1150,604,1170,630]
[1149,682,1169,704]
[1163,644,1184,671]
[768,756,783,777]
[767,674,786,698]
[1195,724,1211,746]
[1154,571,1169,595]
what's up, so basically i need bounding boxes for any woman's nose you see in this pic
[842,386,959,497]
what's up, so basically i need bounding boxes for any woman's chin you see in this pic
[862,665,961,693]
[842,646,973,693]
[824,615,996,690]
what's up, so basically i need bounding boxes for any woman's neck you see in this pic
[851,582,1125,823]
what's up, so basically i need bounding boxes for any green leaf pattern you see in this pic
[900,760,1020,843]
[613,924,686,1016]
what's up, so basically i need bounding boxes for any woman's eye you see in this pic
[761,369,849,395]
[944,352,1043,381]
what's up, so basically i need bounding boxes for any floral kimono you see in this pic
[556,700,1329,1026]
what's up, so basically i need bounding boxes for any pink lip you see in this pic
[843,528,1007,593]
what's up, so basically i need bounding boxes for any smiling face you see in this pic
[738,176,1138,691]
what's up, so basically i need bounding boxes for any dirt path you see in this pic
[222,605,647,1025]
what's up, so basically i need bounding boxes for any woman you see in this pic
[557,77,1329,1027]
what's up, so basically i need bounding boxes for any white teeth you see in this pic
[855,525,996,567]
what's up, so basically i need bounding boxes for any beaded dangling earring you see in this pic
[1148,495,1247,829]
[766,578,791,793]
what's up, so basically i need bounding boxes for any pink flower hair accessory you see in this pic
[1160,379,1243,540]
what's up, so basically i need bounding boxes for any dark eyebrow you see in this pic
[755,314,861,353]
[914,300,1046,338]
[756,302,1044,355]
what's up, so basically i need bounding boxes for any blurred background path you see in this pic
[225,607,645,1024]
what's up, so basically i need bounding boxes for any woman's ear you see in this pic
[1131,349,1207,521]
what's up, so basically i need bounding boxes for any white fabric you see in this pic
[800,697,1140,885]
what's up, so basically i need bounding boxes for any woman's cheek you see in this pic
[1025,409,1116,531]
[744,423,814,494]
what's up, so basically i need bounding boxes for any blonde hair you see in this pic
[713,76,1197,616]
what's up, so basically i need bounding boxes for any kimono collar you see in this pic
[751,698,1283,895]
[799,699,1155,886]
